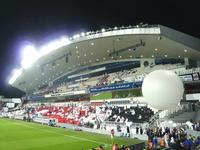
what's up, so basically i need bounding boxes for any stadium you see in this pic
[1,24,200,150]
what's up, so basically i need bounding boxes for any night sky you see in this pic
[0,1,199,98]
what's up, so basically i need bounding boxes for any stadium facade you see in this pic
[8,24,200,94]
[1,24,200,139]
[4,24,200,125]
[5,24,200,118]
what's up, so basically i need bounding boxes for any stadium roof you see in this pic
[9,25,200,93]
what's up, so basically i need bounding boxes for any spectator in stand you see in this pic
[125,147,130,150]
[182,138,193,150]
[159,138,166,148]
[158,127,162,137]
[152,135,158,148]
[195,136,200,146]
[164,133,169,148]
[174,139,182,150]
[99,145,103,150]
[169,136,176,149]
[195,137,200,150]
[147,139,153,149]
[112,144,118,150]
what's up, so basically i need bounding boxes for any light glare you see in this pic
[101,28,105,32]
[8,69,22,84]
[21,45,38,69]
[38,37,70,58]
[81,32,85,36]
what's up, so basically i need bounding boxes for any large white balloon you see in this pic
[142,70,184,110]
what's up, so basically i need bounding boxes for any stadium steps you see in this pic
[148,110,162,127]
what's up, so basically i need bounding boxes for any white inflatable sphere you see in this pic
[142,70,184,110]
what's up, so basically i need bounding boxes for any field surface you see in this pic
[0,118,142,150]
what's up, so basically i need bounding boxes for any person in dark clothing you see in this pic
[159,127,162,137]
[175,140,183,150]
[136,127,139,134]
[126,126,130,137]
[195,136,200,146]
[183,138,193,150]
[152,135,158,148]
[140,127,143,134]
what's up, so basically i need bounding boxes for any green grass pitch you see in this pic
[0,118,143,150]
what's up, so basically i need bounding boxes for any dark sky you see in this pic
[0,0,199,98]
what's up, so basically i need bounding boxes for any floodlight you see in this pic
[73,34,80,39]
[81,32,85,36]
[101,28,106,32]
[86,32,90,35]
[38,37,70,57]
[21,45,38,69]
[8,69,22,84]
[168,120,173,124]
[172,123,177,127]
[60,37,70,45]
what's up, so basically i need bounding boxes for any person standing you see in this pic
[112,144,118,150]
[111,129,115,145]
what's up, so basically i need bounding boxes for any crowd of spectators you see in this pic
[146,127,200,150]
[96,74,110,86]
[31,102,155,127]
[192,122,200,131]
[107,106,154,123]
[29,63,188,98]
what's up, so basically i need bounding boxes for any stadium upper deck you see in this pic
[8,25,200,94]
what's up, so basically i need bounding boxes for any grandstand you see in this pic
[1,24,200,150]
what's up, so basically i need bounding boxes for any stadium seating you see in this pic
[19,100,154,126]
[35,104,96,125]
[32,63,188,96]
[106,106,154,123]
